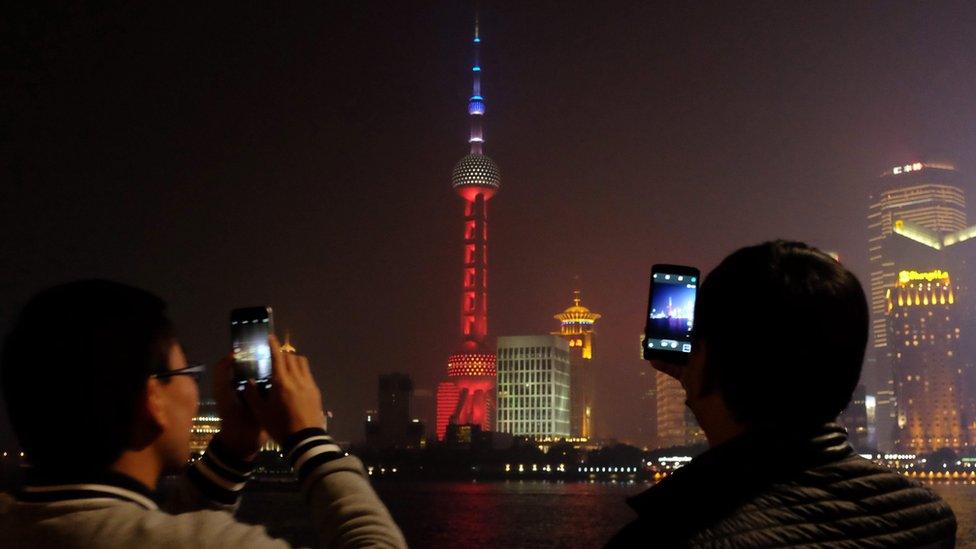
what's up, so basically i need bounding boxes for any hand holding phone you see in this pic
[231,306,274,391]
[643,264,700,364]
[241,334,326,444]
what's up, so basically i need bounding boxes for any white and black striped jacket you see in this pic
[0,428,405,548]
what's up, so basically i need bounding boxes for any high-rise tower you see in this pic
[552,290,601,438]
[436,12,502,442]
[866,161,968,450]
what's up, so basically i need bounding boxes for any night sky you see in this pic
[4,1,976,446]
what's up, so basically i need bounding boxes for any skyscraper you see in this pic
[655,371,704,449]
[638,334,703,449]
[435,13,501,442]
[495,335,571,439]
[552,290,601,438]
[366,373,425,449]
[866,161,968,450]
[888,269,972,453]
[838,385,869,450]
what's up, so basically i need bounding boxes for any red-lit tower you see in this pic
[436,13,501,441]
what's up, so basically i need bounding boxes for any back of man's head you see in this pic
[2,280,174,473]
[695,241,868,428]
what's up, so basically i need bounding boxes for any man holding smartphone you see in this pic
[610,241,956,547]
[0,280,406,548]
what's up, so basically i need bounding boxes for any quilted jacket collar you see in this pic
[625,423,852,535]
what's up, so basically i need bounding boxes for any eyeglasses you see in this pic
[151,363,205,382]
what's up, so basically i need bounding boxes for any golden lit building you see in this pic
[866,162,967,449]
[281,332,297,354]
[888,269,971,453]
[552,290,600,438]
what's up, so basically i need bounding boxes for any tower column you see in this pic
[461,194,489,344]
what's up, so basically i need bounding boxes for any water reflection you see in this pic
[235,480,976,548]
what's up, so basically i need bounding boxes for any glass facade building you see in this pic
[495,335,571,438]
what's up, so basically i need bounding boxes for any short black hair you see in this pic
[2,280,174,472]
[695,241,868,427]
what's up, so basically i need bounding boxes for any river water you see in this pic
[238,480,976,547]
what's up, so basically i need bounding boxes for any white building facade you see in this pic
[495,335,571,438]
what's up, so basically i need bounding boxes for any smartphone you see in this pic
[643,264,700,363]
[231,306,274,391]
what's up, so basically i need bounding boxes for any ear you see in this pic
[683,341,714,400]
[143,378,169,431]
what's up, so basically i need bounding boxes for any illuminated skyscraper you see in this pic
[436,13,501,441]
[838,385,869,450]
[655,371,704,449]
[495,335,571,439]
[866,161,968,450]
[888,269,973,453]
[552,290,601,438]
[638,334,702,449]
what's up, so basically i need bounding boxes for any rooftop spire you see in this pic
[467,8,485,154]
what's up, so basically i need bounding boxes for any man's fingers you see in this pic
[269,334,290,385]
[297,355,312,383]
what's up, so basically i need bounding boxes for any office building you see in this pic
[655,371,704,449]
[495,335,571,439]
[838,385,869,450]
[866,161,968,449]
[365,373,425,449]
[888,269,973,452]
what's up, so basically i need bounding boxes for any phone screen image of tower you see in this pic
[646,275,697,351]
[436,13,502,442]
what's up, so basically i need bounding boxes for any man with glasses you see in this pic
[0,279,405,548]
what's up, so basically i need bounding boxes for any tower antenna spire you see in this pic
[468,6,485,154]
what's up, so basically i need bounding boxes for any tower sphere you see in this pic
[452,154,501,199]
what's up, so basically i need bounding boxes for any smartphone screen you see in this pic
[643,265,700,362]
[231,306,274,390]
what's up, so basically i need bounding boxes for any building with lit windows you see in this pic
[435,13,502,441]
[190,399,221,455]
[495,336,571,439]
[888,269,972,453]
[838,385,869,450]
[637,334,702,449]
[866,161,970,450]
[552,290,601,438]
[655,370,704,449]
[636,367,657,449]
[365,373,425,449]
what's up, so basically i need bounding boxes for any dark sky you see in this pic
[4,1,976,446]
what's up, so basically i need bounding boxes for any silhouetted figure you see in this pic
[609,241,956,548]
[0,280,405,548]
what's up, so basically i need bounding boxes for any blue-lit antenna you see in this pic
[467,10,485,154]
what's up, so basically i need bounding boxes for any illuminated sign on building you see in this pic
[898,270,950,284]
[892,162,924,175]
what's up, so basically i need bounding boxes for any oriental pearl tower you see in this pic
[435,12,501,442]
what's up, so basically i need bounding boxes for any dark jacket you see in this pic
[608,424,956,548]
